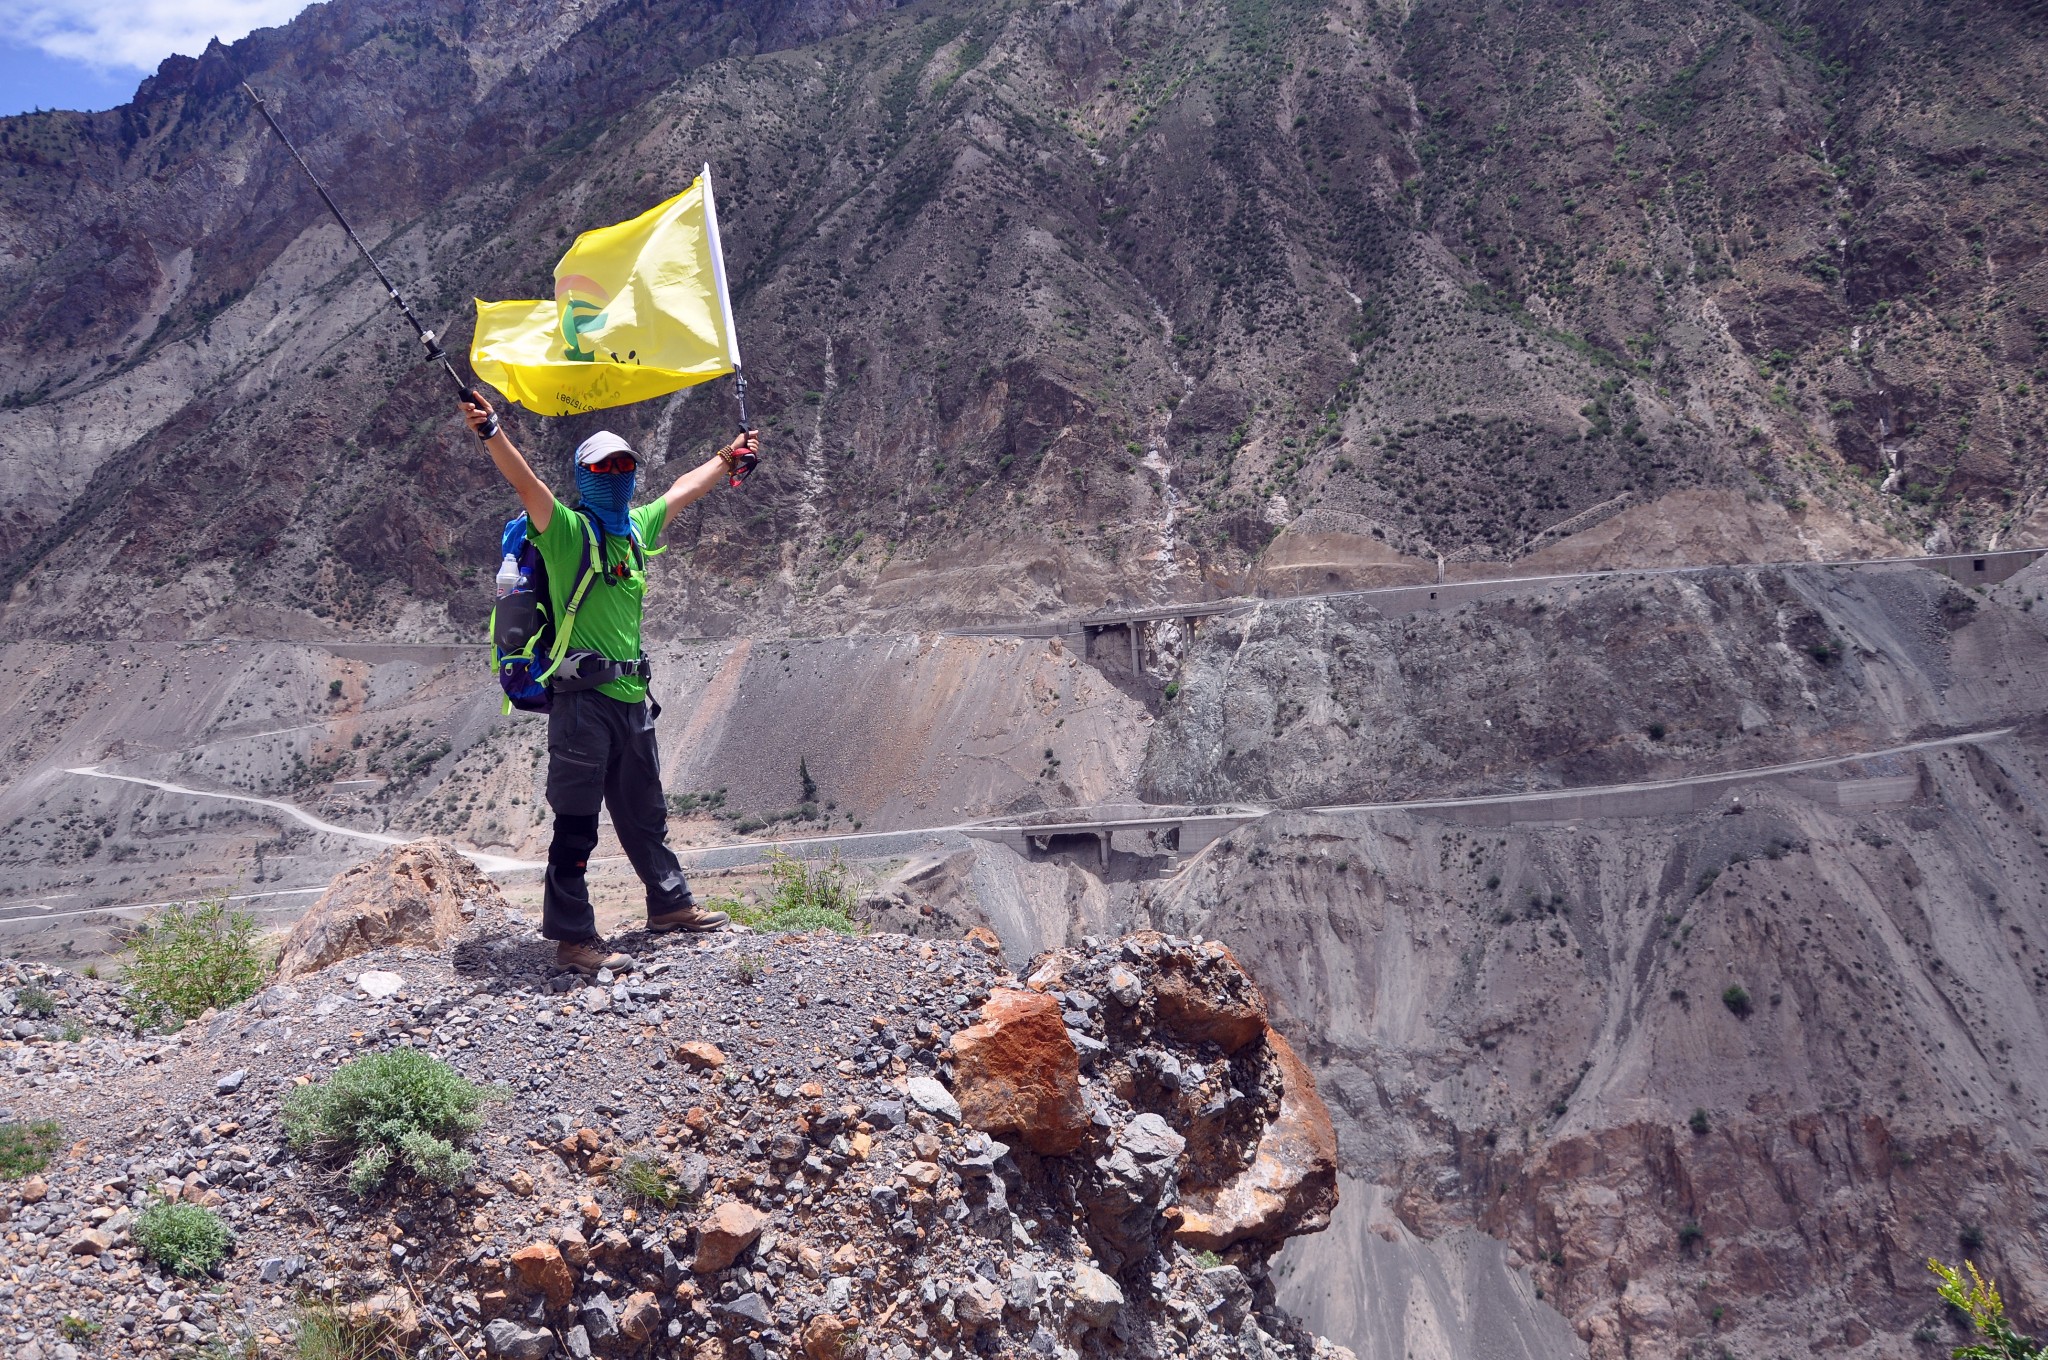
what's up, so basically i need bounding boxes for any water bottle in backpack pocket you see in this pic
[489,515,554,712]
[488,510,606,713]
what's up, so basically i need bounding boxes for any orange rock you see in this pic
[800,1314,852,1359]
[949,987,1088,1154]
[1152,944,1266,1054]
[619,1290,662,1343]
[675,1040,728,1070]
[509,1241,577,1309]
[274,840,507,979]
[553,1225,591,1267]
[1174,1025,1338,1250]
[684,1106,712,1132]
[692,1200,768,1273]
[965,926,1002,954]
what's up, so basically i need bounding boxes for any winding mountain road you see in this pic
[25,725,2017,934]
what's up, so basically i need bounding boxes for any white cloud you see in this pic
[0,0,316,72]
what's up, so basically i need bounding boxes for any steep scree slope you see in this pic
[1148,730,2048,1360]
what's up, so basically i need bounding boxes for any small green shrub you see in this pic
[282,1049,502,1195]
[615,1153,686,1208]
[122,898,271,1030]
[59,1314,102,1342]
[1689,1108,1710,1136]
[731,952,766,985]
[14,983,56,1017]
[0,1119,63,1178]
[59,1021,82,1043]
[1960,1224,1988,1253]
[135,1200,234,1276]
[1192,1248,1223,1268]
[1722,984,1753,1017]
[1929,1258,2042,1360]
[1677,1220,1704,1250]
[727,850,864,935]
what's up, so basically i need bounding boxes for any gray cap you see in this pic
[574,430,635,465]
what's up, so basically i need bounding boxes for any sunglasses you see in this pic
[586,454,637,474]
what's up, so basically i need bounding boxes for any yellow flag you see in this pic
[470,166,742,415]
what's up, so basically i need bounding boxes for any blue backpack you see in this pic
[489,510,654,713]
[489,511,601,713]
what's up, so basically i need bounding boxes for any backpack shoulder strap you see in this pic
[536,512,603,683]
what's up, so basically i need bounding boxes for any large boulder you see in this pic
[275,840,505,979]
[1174,1025,1338,1251]
[949,987,1089,1154]
[1022,931,1341,1257]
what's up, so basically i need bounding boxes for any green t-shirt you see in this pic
[529,496,668,703]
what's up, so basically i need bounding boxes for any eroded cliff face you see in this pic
[1142,562,2048,809]
[1143,725,2048,1360]
[1114,561,2048,1359]
[5,0,2048,641]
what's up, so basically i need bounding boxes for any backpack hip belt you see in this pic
[549,653,652,692]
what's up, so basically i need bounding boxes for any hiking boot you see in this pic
[556,938,634,976]
[647,902,730,933]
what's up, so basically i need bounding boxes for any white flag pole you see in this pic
[700,163,748,434]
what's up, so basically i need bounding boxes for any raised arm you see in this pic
[461,392,555,532]
[661,430,761,521]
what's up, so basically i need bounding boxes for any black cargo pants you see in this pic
[541,688,694,942]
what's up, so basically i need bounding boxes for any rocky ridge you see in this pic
[0,863,1347,1360]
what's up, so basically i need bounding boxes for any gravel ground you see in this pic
[0,914,1350,1360]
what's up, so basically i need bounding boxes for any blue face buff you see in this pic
[573,463,637,537]
[571,431,639,537]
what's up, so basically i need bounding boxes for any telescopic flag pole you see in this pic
[700,162,757,487]
[211,39,479,405]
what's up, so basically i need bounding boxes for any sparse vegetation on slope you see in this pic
[121,898,271,1030]
[0,1119,62,1178]
[281,1049,502,1195]
[134,1201,234,1277]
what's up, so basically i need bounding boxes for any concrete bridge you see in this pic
[961,806,1267,867]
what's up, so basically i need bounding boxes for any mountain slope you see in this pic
[2,0,2045,641]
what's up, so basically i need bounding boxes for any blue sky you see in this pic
[0,0,314,117]
[0,39,147,116]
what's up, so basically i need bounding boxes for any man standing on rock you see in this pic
[462,391,758,974]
